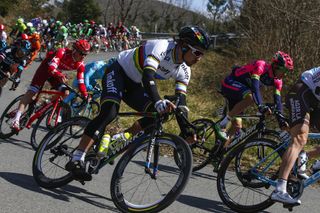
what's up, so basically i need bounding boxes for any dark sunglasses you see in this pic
[79,51,87,56]
[187,44,204,57]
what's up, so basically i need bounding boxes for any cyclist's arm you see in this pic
[274,79,283,112]
[250,75,263,106]
[47,48,64,77]
[142,67,161,102]
[84,64,96,91]
[76,63,88,97]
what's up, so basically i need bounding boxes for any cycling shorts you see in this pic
[101,60,153,112]
[221,75,251,110]
[285,80,320,130]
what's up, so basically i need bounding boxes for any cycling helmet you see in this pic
[0,24,4,30]
[18,40,31,54]
[90,20,95,25]
[21,33,29,40]
[17,18,24,24]
[179,26,211,50]
[26,22,33,28]
[272,51,294,72]
[73,39,91,55]
[42,19,48,26]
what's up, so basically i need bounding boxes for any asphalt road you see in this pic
[0,51,320,213]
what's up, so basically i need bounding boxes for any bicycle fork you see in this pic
[145,136,159,179]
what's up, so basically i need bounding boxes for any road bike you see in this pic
[0,84,72,150]
[32,106,194,212]
[216,123,320,212]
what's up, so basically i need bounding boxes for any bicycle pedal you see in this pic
[283,203,300,211]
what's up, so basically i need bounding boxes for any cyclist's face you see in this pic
[183,45,205,66]
[73,50,86,62]
[274,66,288,79]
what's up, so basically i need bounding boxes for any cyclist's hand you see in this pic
[154,99,175,114]
[185,134,197,145]
[258,104,272,115]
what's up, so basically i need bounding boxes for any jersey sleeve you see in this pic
[175,63,191,95]
[76,62,87,96]
[274,79,283,111]
[251,60,267,80]
[47,48,65,76]
[143,40,168,72]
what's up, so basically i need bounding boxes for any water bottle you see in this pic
[97,134,111,157]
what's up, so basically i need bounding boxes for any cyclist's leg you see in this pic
[12,59,50,129]
[271,81,313,204]
[66,61,125,176]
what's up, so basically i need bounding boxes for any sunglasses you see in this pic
[187,44,204,57]
[78,51,87,56]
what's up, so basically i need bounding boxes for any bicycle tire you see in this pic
[188,118,216,172]
[30,102,71,150]
[110,133,192,213]
[0,95,24,138]
[33,117,90,189]
[217,138,283,212]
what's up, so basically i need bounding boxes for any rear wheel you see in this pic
[32,117,90,189]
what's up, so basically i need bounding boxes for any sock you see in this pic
[14,110,22,122]
[72,150,86,162]
[276,179,287,193]
[219,115,231,129]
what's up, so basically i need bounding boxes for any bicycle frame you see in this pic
[25,90,65,129]
[250,132,320,189]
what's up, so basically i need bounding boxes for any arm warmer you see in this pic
[142,67,161,103]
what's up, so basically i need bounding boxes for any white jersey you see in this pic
[301,67,320,101]
[117,39,191,95]
[1,31,7,41]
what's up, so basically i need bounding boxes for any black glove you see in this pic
[258,104,270,114]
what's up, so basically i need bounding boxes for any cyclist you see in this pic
[27,32,41,65]
[11,39,91,130]
[63,58,116,104]
[271,67,320,205]
[0,24,7,51]
[217,51,293,145]
[65,26,211,180]
[9,18,27,40]
[0,39,31,94]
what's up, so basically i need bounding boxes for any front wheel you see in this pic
[30,102,71,150]
[110,133,192,213]
[217,138,283,212]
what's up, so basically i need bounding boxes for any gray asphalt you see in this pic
[0,52,319,213]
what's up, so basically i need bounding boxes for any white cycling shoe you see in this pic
[270,190,301,205]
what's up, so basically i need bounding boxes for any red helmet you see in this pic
[90,20,95,25]
[73,39,91,55]
[272,51,294,72]
[0,24,4,30]
[21,33,29,40]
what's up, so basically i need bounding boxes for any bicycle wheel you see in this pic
[0,95,24,138]
[30,102,71,150]
[189,118,216,172]
[217,138,283,212]
[33,117,90,189]
[110,133,192,213]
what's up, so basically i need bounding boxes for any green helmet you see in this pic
[56,20,62,26]
[61,26,68,33]
[17,18,24,24]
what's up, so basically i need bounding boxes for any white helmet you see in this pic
[26,22,33,28]
[42,19,48,26]
[99,24,103,28]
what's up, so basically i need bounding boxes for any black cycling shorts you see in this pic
[285,80,320,130]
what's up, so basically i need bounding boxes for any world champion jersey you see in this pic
[117,39,191,95]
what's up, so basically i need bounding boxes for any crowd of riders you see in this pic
[2,14,320,211]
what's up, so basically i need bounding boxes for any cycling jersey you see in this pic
[0,47,27,76]
[222,60,282,111]
[1,31,7,41]
[301,67,320,101]
[29,48,87,96]
[117,39,190,95]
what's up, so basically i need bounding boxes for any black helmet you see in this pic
[179,26,211,50]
